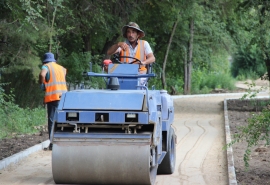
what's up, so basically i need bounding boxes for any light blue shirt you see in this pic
[41,65,50,82]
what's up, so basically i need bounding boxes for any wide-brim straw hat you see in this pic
[122,22,145,39]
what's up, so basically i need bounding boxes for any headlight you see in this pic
[68,112,78,117]
[126,113,136,118]
[66,112,79,121]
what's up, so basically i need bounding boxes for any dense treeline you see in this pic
[0,0,269,108]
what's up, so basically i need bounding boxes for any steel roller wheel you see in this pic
[52,133,158,185]
[157,127,176,174]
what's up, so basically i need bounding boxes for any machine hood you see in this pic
[60,89,146,110]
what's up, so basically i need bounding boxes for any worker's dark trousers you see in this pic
[47,100,60,140]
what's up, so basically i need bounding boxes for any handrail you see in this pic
[85,72,155,78]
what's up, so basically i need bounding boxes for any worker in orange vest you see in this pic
[107,22,155,85]
[39,52,67,150]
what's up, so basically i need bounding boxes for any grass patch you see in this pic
[0,83,46,139]
[192,71,236,94]
[0,104,46,139]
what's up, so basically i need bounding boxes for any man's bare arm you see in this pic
[107,42,128,55]
[142,53,155,65]
[39,69,47,84]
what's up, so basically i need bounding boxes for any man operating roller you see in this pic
[107,22,155,85]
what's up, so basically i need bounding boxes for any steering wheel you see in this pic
[112,54,142,64]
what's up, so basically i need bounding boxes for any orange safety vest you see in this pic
[120,40,147,71]
[43,62,67,103]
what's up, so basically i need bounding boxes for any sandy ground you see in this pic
[0,80,269,185]
[235,79,269,93]
[156,96,230,185]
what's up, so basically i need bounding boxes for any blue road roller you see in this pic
[50,57,176,185]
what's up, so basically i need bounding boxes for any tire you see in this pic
[157,127,176,174]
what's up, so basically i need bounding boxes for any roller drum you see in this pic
[52,133,157,185]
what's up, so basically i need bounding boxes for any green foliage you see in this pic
[0,82,14,105]
[236,74,246,81]
[231,45,266,79]
[227,82,270,168]
[6,0,44,30]
[166,77,184,95]
[191,69,236,94]
[236,70,260,81]
[1,67,44,108]
[148,62,184,94]
[0,105,46,139]
[240,81,268,100]
[144,62,163,90]
[60,52,105,90]
[148,76,163,91]
[0,0,268,107]
[190,69,203,94]
[0,83,46,139]
[228,108,270,168]
[230,1,270,78]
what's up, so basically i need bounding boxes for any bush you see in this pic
[192,69,236,94]
[0,83,46,139]
[231,45,266,79]
[1,67,44,108]
[228,107,270,168]
[60,52,105,90]
[236,74,246,81]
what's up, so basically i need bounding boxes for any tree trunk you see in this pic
[101,33,120,59]
[82,33,91,52]
[183,47,188,94]
[49,4,58,52]
[185,19,194,94]
[162,21,179,89]
[258,7,270,82]
[265,58,270,81]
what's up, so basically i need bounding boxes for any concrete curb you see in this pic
[224,99,237,185]
[0,140,50,170]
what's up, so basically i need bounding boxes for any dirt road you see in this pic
[0,92,268,185]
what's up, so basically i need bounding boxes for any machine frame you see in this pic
[50,60,176,185]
